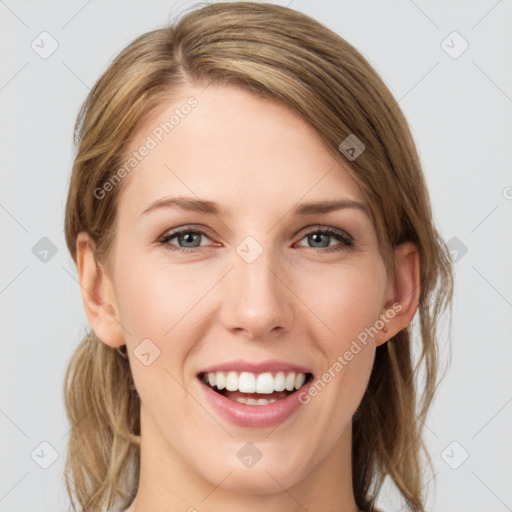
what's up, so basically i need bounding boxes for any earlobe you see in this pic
[76,232,125,348]
[375,241,420,346]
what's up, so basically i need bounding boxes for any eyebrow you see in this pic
[140,196,371,218]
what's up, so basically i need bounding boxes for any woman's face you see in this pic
[98,83,393,497]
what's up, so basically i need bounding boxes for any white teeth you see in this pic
[233,397,278,405]
[216,372,226,390]
[239,372,256,393]
[256,372,274,394]
[257,398,277,405]
[201,370,309,394]
[274,371,286,391]
[285,372,296,391]
[225,371,238,392]
[295,373,306,389]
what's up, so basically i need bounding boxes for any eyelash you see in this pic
[157,225,355,254]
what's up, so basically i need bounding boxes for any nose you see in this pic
[220,247,295,340]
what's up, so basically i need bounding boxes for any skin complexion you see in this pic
[77,83,419,512]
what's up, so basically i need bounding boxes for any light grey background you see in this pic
[1,0,511,511]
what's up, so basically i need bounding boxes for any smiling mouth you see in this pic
[198,371,314,405]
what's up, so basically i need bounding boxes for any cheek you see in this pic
[116,275,169,340]
[112,252,216,399]
[292,257,385,411]
[113,248,205,340]
[293,256,387,347]
[113,259,203,415]
[301,266,383,431]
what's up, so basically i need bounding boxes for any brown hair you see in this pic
[63,2,454,511]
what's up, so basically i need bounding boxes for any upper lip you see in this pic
[197,359,313,376]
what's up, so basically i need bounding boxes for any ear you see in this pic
[76,231,125,348]
[374,241,420,346]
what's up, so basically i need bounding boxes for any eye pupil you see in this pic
[180,232,201,247]
[309,233,330,248]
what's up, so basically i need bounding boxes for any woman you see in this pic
[63,2,454,511]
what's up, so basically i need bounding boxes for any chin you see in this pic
[215,467,303,495]
[199,450,310,495]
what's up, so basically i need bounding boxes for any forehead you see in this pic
[118,83,365,218]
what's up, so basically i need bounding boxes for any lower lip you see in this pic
[198,377,313,428]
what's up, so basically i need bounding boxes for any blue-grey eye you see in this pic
[307,232,331,248]
[176,232,203,248]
